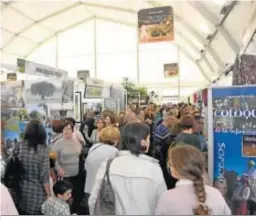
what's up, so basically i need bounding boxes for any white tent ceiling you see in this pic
[1,0,255,93]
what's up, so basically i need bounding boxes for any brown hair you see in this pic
[62,121,74,132]
[99,127,120,145]
[168,144,209,215]
[102,110,111,118]
[96,118,106,127]
[180,115,195,130]
[52,120,63,133]
[105,111,116,125]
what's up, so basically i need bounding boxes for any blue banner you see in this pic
[212,86,256,215]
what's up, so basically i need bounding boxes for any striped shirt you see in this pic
[154,123,170,145]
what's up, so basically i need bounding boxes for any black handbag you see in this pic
[94,158,116,215]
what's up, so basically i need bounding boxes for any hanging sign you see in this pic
[138,6,174,43]
[209,86,256,215]
[17,58,68,78]
[163,63,178,77]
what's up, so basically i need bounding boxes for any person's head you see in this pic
[24,120,46,151]
[96,118,106,130]
[53,180,73,201]
[119,112,125,119]
[65,117,76,127]
[102,110,110,118]
[162,110,176,126]
[99,127,120,147]
[147,108,153,116]
[83,111,94,121]
[62,121,74,139]
[194,115,204,133]
[52,120,63,134]
[120,123,150,155]
[248,160,255,169]
[105,112,116,126]
[123,112,137,125]
[168,144,209,215]
[180,115,196,134]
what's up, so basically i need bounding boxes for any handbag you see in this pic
[94,158,116,215]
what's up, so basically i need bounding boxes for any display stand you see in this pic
[208,85,256,215]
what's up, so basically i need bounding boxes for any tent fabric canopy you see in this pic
[1,0,255,95]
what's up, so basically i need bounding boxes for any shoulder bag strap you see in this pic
[88,143,103,155]
[106,158,115,184]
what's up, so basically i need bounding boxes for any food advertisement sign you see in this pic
[138,6,174,43]
[164,63,178,77]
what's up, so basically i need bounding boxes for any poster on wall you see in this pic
[164,63,178,77]
[17,58,68,78]
[77,70,90,82]
[25,80,74,105]
[7,73,17,81]
[1,81,25,108]
[2,121,26,157]
[74,92,82,122]
[210,86,256,215]
[104,98,117,113]
[138,6,174,43]
[25,80,62,104]
[62,80,74,104]
[84,86,103,98]
[232,54,256,85]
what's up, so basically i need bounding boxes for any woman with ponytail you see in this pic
[155,144,231,215]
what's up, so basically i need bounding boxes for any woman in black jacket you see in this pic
[154,134,177,190]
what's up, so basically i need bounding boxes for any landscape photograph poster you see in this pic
[210,86,256,215]
[1,81,25,108]
[164,63,179,78]
[25,80,63,104]
[138,6,174,43]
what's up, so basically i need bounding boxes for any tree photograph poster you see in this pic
[138,6,174,43]
[25,80,62,104]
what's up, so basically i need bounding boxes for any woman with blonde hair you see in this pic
[156,144,231,215]
[83,127,120,214]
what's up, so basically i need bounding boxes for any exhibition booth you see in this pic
[1,59,126,157]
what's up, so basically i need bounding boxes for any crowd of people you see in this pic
[1,102,231,215]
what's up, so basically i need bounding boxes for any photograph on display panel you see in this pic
[211,86,256,215]
[25,80,62,104]
[74,92,82,122]
[243,135,256,157]
[62,80,74,103]
[1,81,25,108]
[138,6,174,43]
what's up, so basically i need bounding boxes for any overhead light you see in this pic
[200,22,210,34]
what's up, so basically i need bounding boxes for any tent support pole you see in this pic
[178,45,180,102]
[94,18,97,78]
[55,33,59,68]
[136,30,140,85]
